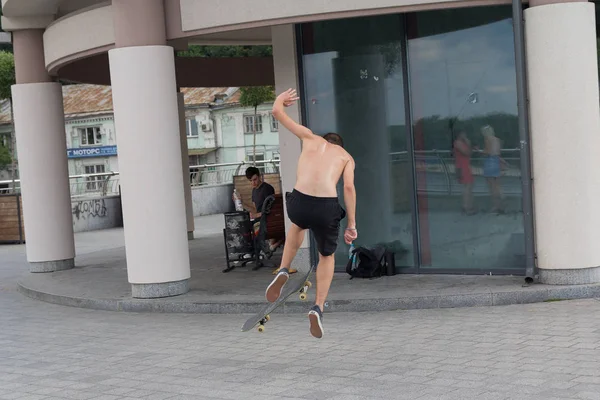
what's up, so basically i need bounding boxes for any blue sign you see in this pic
[67,146,118,159]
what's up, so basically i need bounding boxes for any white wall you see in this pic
[71,195,123,233]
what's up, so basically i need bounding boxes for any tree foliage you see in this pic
[239,86,275,110]
[0,51,15,177]
[178,45,272,58]
[239,86,275,163]
[0,141,10,169]
[0,51,15,100]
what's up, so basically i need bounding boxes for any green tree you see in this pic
[238,86,275,163]
[178,45,272,58]
[0,141,10,169]
[0,50,16,189]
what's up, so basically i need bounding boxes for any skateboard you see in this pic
[241,264,315,333]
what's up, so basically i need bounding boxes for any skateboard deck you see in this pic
[241,264,315,333]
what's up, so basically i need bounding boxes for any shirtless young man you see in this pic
[265,88,357,339]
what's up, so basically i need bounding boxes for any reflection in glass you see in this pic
[300,16,415,270]
[299,6,526,274]
[407,7,525,271]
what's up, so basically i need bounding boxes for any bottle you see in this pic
[233,189,243,211]
[348,242,356,268]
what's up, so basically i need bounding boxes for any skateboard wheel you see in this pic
[299,293,307,301]
[265,315,270,322]
[305,281,312,288]
[258,325,265,333]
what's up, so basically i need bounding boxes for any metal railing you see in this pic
[0,150,523,198]
[0,159,282,196]
[189,159,280,186]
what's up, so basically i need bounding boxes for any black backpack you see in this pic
[346,246,389,279]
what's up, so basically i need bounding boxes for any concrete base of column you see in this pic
[30,259,75,273]
[539,266,600,285]
[187,231,195,240]
[131,278,189,299]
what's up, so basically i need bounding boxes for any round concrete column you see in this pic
[109,0,190,298]
[109,46,191,298]
[177,92,196,240]
[525,1,600,284]
[11,30,75,273]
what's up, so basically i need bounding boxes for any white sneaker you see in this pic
[308,305,324,339]
[265,268,289,303]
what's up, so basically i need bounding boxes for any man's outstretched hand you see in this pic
[272,89,313,141]
[344,227,358,245]
[275,89,300,109]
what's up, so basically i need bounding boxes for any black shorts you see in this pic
[286,189,346,257]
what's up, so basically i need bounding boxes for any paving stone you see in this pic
[5,242,600,399]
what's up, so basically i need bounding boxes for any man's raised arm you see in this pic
[272,89,314,141]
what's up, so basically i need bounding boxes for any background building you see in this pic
[0,84,280,195]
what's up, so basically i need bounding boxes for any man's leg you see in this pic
[308,252,335,339]
[265,223,305,302]
[314,253,335,312]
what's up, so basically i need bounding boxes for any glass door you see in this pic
[299,15,416,272]
[406,7,526,273]
[298,5,527,275]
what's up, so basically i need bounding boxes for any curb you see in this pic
[17,280,600,314]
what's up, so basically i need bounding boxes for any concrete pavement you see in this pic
[2,251,600,399]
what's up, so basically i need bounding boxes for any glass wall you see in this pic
[300,15,416,270]
[299,5,526,274]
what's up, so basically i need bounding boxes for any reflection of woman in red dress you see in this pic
[453,132,476,215]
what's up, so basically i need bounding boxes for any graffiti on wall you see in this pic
[72,199,108,220]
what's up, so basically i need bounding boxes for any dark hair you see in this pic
[323,132,344,148]
[245,166,261,180]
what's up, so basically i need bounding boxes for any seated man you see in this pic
[242,167,293,274]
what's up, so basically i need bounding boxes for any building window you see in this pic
[247,152,266,173]
[270,113,279,131]
[244,115,263,134]
[79,127,102,146]
[273,151,280,161]
[84,164,105,191]
[186,119,199,137]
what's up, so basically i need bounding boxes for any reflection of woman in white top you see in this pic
[481,125,504,213]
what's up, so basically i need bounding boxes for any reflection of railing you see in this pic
[1,151,522,199]
[390,148,522,196]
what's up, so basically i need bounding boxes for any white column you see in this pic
[12,82,75,272]
[272,24,312,269]
[109,46,191,297]
[177,92,195,240]
[525,2,600,284]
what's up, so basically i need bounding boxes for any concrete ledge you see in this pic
[16,279,600,314]
[29,259,74,273]
[539,266,600,285]
[131,279,189,299]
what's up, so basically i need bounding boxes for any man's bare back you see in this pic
[295,136,352,198]
[271,88,357,243]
